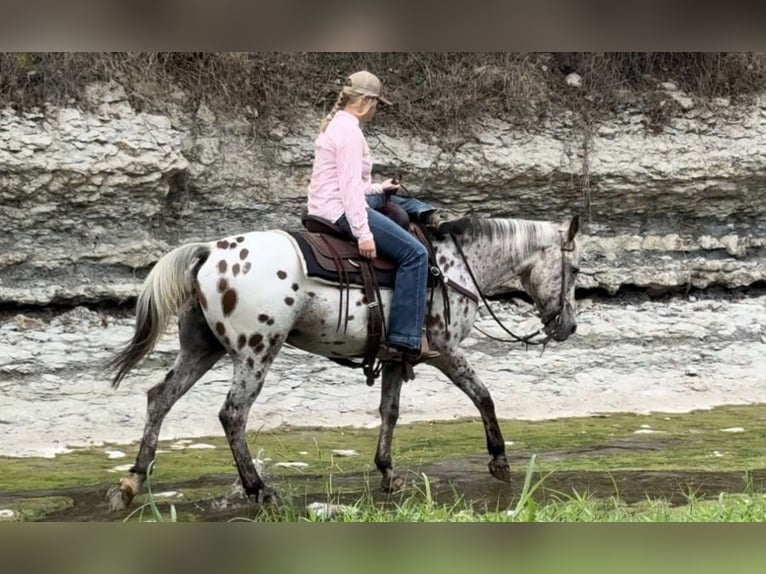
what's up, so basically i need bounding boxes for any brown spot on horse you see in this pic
[215,322,225,336]
[240,249,249,260]
[249,333,263,347]
[237,334,246,349]
[217,260,227,274]
[217,240,229,249]
[232,263,241,276]
[284,297,294,306]
[277,271,287,279]
[222,289,238,316]
[217,278,228,293]
[242,262,252,275]
[258,314,269,322]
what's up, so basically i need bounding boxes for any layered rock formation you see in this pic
[2,82,765,305]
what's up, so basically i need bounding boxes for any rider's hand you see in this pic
[381,178,401,194]
[358,239,377,259]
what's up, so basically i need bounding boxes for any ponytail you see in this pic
[319,86,359,132]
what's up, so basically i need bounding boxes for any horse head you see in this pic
[519,215,580,342]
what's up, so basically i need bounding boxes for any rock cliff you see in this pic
[2,82,765,305]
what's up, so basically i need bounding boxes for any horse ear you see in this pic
[567,215,580,243]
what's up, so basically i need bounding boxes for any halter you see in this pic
[450,229,576,348]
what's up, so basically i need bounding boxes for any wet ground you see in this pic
[5,448,766,522]
[2,289,766,519]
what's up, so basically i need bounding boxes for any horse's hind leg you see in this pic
[108,304,224,511]
[432,347,511,483]
[375,362,406,492]
[218,336,284,502]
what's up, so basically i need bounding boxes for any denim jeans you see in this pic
[337,208,429,351]
[365,193,435,221]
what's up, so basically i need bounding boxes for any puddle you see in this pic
[3,446,764,521]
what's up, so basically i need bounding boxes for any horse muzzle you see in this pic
[541,304,577,342]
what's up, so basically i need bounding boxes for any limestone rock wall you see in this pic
[2,83,765,305]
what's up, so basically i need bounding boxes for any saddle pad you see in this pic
[288,231,397,289]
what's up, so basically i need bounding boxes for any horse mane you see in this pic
[437,216,559,249]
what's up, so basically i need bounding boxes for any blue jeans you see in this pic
[365,193,435,221]
[337,208,429,351]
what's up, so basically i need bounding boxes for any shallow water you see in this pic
[11,451,766,522]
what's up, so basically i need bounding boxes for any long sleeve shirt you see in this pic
[307,110,383,243]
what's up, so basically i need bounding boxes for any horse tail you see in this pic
[107,242,211,388]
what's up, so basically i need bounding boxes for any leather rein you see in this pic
[449,230,575,348]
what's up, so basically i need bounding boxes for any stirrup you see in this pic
[376,344,440,365]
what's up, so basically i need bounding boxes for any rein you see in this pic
[449,230,573,348]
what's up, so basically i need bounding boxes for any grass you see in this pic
[4,404,766,493]
[120,456,766,523]
[3,405,766,521]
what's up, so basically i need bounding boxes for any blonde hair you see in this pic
[320,86,367,132]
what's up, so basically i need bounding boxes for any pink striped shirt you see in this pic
[307,110,383,243]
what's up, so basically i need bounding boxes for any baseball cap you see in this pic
[347,71,392,105]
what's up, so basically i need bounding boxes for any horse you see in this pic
[106,214,581,510]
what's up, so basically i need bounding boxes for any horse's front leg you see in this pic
[431,347,511,482]
[374,362,406,492]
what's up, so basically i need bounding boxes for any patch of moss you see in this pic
[2,405,766,499]
[0,496,73,521]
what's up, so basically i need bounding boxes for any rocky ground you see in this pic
[1,289,765,458]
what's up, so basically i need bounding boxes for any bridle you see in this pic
[539,231,577,331]
[450,230,576,348]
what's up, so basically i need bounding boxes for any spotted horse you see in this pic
[106,215,581,510]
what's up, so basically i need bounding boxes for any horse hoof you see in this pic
[382,475,406,493]
[258,488,283,506]
[107,474,142,511]
[106,485,131,511]
[488,458,512,483]
[242,487,282,507]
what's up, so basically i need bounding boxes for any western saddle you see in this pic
[289,210,448,385]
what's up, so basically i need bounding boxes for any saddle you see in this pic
[290,213,444,385]
[290,219,398,290]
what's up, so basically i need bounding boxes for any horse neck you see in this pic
[456,218,559,291]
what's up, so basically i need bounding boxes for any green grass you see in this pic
[3,404,766,492]
[123,458,766,523]
[4,404,766,521]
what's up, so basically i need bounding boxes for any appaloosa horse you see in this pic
[106,215,581,510]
